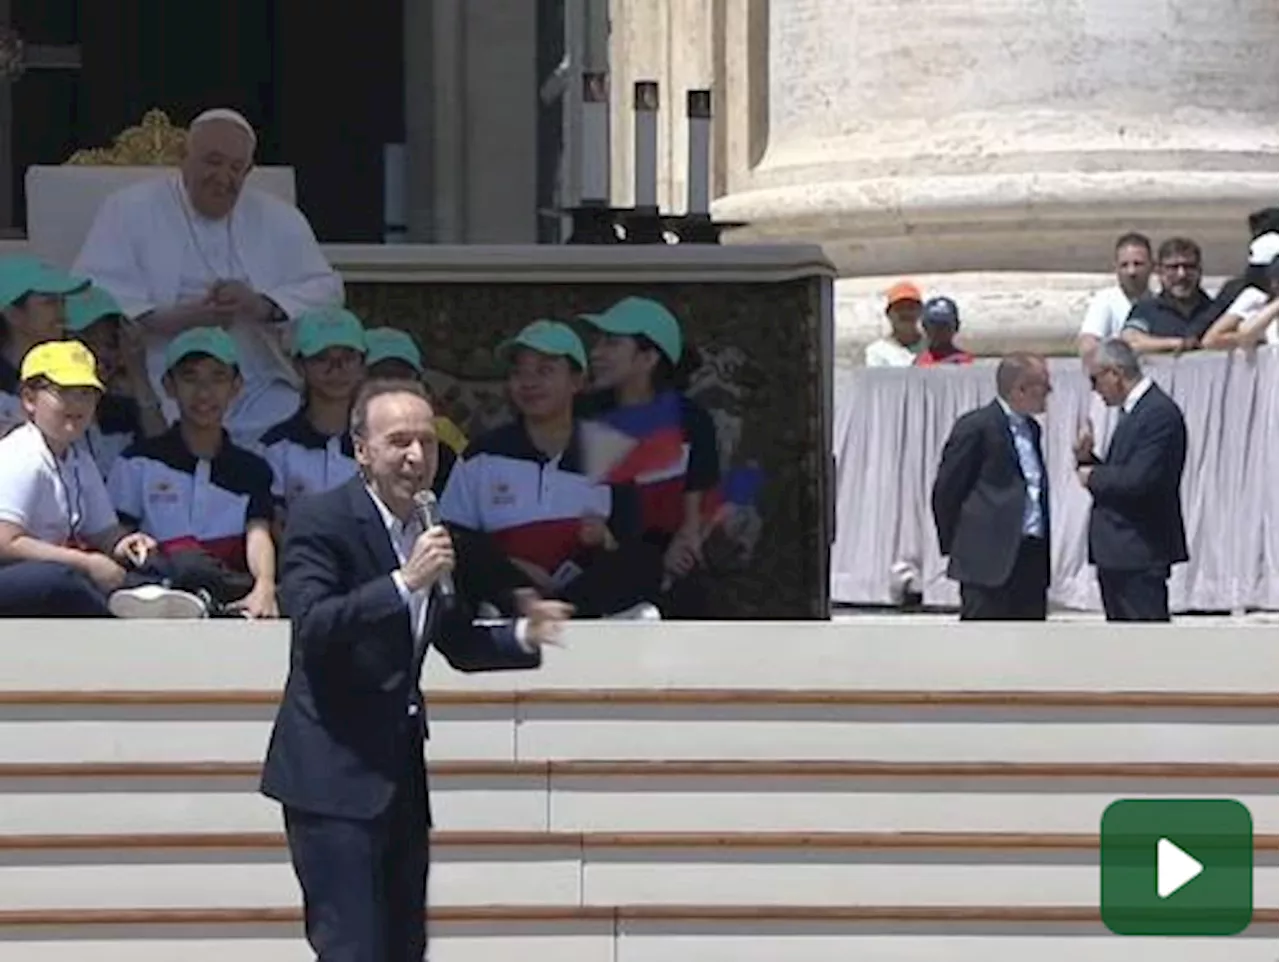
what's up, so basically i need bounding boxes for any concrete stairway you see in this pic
[0,620,1275,961]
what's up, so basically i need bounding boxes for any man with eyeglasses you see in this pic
[1076,339,1188,621]
[1120,237,1213,354]
[0,341,204,618]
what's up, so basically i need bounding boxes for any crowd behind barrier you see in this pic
[832,347,1280,612]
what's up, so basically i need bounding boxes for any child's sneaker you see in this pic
[108,584,209,620]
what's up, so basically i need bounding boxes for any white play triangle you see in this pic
[1157,837,1204,898]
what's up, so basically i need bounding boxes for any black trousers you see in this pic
[283,769,430,962]
[1097,567,1171,622]
[959,537,1049,621]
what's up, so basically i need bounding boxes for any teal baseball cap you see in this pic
[497,320,587,370]
[364,327,424,372]
[65,287,125,333]
[164,326,239,373]
[293,307,366,359]
[579,296,683,363]
[0,255,89,310]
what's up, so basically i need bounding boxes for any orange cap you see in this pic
[885,281,923,307]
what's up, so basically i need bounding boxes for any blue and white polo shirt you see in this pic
[440,420,636,575]
[107,426,274,571]
[258,410,359,509]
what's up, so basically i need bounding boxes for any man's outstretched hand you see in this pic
[515,588,574,649]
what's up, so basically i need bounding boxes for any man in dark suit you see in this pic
[1076,338,1188,621]
[261,378,570,962]
[931,353,1053,620]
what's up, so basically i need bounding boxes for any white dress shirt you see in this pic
[1121,377,1154,415]
[365,484,533,650]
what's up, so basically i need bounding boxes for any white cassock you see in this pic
[73,174,345,445]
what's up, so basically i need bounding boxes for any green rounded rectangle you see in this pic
[1100,798,1254,937]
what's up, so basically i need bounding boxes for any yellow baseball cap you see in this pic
[20,340,105,391]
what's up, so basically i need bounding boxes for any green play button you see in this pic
[1100,799,1254,937]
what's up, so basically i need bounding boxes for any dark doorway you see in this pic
[7,0,406,242]
[78,0,280,163]
[5,0,82,233]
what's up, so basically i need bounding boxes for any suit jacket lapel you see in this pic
[349,478,403,579]
[987,402,1018,470]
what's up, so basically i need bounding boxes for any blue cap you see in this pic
[164,327,239,372]
[921,296,960,328]
[579,297,683,364]
[65,287,125,333]
[0,255,89,309]
[364,327,424,373]
[498,320,588,370]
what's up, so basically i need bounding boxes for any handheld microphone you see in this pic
[413,490,456,605]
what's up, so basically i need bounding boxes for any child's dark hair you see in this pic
[635,335,700,392]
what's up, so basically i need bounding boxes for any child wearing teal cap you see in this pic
[0,256,89,439]
[364,327,470,457]
[578,297,719,616]
[107,327,280,619]
[438,319,662,619]
[64,286,167,477]
[258,308,367,516]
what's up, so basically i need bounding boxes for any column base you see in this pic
[714,170,1276,277]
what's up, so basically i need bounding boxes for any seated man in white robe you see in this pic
[73,107,344,445]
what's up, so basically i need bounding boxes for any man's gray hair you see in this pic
[1094,337,1142,378]
[995,351,1045,398]
[188,108,257,153]
[349,378,431,439]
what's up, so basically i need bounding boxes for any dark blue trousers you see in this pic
[283,769,430,962]
[0,560,112,617]
[1098,567,1172,622]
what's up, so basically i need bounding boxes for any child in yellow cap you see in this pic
[0,341,204,618]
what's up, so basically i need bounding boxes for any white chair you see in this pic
[23,109,296,269]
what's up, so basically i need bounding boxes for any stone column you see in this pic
[712,0,1280,359]
[405,0,538,243]
[608,0,716,211]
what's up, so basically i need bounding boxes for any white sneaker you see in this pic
[108,585,209,620]
[607,602,663,621]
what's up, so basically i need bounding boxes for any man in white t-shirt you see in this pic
[1202,234,1280,349]
[0,341,205,618]
[864,280,925,367]
[1078,232,1154,355]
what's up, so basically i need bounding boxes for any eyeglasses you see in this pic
[1160,261,1200,274]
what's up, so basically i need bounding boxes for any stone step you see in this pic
[1,760,1274,836]
[1,688,1271,766]
[0,905,1275,962]
[0,829,1275,912]
[2,621,1273,695]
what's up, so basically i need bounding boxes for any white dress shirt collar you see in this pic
[1122,376,1154,414]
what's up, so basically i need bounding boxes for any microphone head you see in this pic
[413,489,441,526]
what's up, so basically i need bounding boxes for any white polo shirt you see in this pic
[440,421,626,577]
[0,422,118,547]
[107,426,274,571]
[1080,285,1142,340]
[258,410,359,508]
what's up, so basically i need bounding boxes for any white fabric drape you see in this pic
[832,348,1279,612]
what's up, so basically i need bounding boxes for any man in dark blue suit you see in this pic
[1077,339,1188,621]
[261,378,570,961]
[931,353,1053,620]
